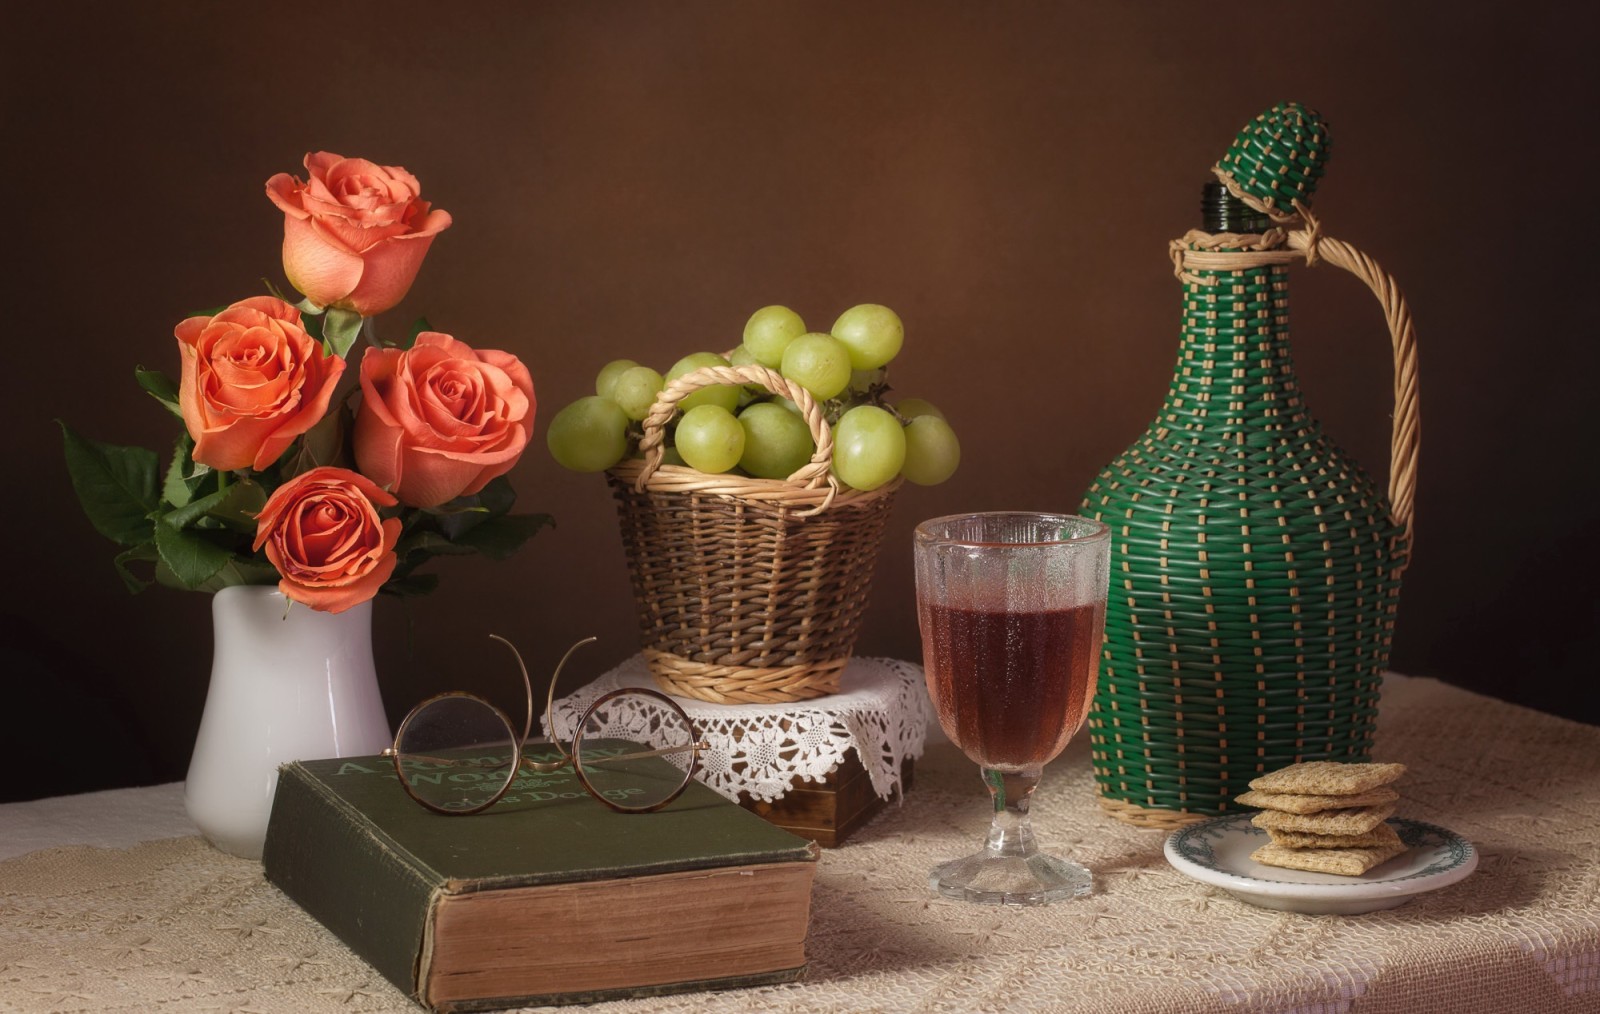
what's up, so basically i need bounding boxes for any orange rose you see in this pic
[176,296,344,472]
[353,332,535,507]
[253,466,402,613]
[265,152,452,316]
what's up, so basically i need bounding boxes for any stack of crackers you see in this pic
[1237,761,1408,876]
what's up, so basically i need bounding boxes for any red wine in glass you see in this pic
[913,512,1110,905]
[920,600,1103,770]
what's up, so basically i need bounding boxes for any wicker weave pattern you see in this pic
[1083,249,1408,829]
[607,363,900,704]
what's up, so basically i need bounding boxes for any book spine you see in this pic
[262,762,439,1001]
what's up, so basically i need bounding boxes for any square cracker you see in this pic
[1251,803,1395,836]
[1250,838,1408,876]
[1248,761,1406,795]
[1267,821,1402,850]
[1235,786,1399,814]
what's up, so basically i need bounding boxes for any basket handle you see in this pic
[635,363,841,502]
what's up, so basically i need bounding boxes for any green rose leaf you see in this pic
[160,479,265,537]
[323,308,364,359]
[113,544,159,594]
[396,530,480,561]
[161,488,229,530]
[151,553,276,594]
[154,519,234,589]
[208,477,268,534]
[192,555,280,593]
[433,476,518,539]
[450,513,554,561]
[162,433,210,508]
[135,367,184,420]
[59,421,160,547]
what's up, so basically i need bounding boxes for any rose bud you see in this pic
[265,152,452,317]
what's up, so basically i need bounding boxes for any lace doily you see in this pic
[547,655,929,803]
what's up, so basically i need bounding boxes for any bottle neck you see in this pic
[1156,184,1306,437]
[1200,180,1272,233]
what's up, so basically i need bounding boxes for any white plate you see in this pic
[1164,815,1477,914]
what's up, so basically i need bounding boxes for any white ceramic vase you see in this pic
[184,585,392,859]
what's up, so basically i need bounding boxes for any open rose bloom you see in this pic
[253,467,403,613]
[355,332,535,507]
[176,296,345,472]
[266,152,451,316]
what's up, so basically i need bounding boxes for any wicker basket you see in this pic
[607,363,900,704]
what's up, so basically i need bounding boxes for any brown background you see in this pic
[4,2,1595,802]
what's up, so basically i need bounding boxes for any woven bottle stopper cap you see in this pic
[1216,101,1331,214]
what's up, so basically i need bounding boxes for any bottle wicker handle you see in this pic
[635,363,841,502]
[1286,230,1420,553]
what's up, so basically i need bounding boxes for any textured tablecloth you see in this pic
[2,674,1597,1013]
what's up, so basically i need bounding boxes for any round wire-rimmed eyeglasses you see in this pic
[382,636,708,815]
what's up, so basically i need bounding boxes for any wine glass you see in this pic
[913,512,1110,904]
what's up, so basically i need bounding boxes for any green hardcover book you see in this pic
[262,750,819,1011]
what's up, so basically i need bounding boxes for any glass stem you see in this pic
[982,766,1041,858]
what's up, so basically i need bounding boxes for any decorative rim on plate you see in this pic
[1165,814,1478,903]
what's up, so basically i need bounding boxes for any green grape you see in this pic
[780,333,852,401]
[660,445,686,467]
[547,396,629,473]
[901,415,960,486]
[849,368,886,394]
[667,352,739,413]
[738,402,815,479]
[773,396,804,415]
[674,404,745,474]
[594,358,641,400]
[894,397,944,421]
[728,345,769,402]
[742,305,807,368]
[831,303,904,370]
[832,404,906,491]
[611,365,665,421]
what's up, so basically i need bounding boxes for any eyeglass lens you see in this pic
[394,694,519,812]
[573,691,697,812]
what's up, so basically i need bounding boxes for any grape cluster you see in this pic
[547,303,960,491]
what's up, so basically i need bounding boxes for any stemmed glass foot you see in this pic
[930,852,1092,906]
[930,766,1093,905]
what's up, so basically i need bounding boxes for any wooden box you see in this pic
[740,755,914,847]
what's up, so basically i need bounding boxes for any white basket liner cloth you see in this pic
[547,654,931,803]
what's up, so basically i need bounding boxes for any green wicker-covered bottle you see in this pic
[1081,102,1420,827]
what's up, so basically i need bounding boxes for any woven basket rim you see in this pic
[608,459,902,510]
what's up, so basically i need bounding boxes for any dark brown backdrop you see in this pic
[5,2,1595,802]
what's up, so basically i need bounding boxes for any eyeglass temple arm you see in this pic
[487,633,598,757]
